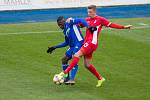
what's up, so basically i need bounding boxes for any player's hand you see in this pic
[124,25,132,29]
[47,46,56,54]
[88,27,97,33]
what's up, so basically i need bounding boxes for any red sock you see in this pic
[64,57,79,74]
[87,64,102,80]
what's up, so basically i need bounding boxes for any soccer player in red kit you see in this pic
[58,5,132,87]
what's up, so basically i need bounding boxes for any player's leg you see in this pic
[64,42,92,74]
[61,55,70,82]
[70,64,78,80]
[63,48,75,82]
[84,56,103,80]
[70,44,82,81]
[64,50,83,74]
[64,47,80,85]
[65,64,78,85]
[84,55,105,87]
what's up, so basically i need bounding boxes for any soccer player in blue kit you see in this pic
[47,16,96,85]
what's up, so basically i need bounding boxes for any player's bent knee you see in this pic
[61,57,68,64]
[74,50,83,58]
[74,54,79,57]
[84,63,90,68]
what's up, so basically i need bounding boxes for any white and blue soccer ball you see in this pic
[53,74,64,85]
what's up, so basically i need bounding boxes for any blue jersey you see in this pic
[54,18,89,48]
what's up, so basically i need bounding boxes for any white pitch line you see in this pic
[0,26,149,36]
[0,30,61,35]
[138,23,148,26]
[132,26,150,29]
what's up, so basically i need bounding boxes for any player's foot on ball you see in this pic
[58,72,68,78]
[96,78,105,87]
[64,80,75,85]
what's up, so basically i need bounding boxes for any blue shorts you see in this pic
[65,43,82,59]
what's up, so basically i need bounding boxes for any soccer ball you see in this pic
[53,74,64,85]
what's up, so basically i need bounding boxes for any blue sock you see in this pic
[62,64,70,81]
[70,64,78,80]
[62,64,68,71]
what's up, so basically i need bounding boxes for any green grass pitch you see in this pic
[0,18,150,100]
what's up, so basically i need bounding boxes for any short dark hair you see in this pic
[57,16,64,23]
[87,5,96,11]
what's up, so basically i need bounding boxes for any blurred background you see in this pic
[0,1,150,100]
[0,0,150,24]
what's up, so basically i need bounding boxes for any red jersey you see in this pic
[84,15,111,46]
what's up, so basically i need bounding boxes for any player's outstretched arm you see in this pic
[47,36,69,54]
[109,23,132,29]
[66,18,97,33]
[47,42,68,54]
[101,17,132,29]
[66,18,90,28]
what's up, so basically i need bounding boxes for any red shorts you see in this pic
[80,41,97,59]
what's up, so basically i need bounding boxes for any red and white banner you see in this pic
[0,0,149,11]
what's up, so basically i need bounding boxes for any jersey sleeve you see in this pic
[54,36,69,48]
[68,18,89,28]
[109,23,125,29]
[101,17,111,27]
